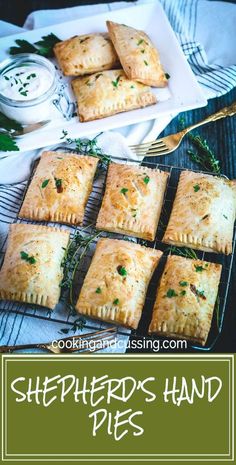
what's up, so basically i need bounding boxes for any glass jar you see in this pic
[0,53,57,124]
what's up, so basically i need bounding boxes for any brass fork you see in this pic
[129,102,236,157]
[0,326,117,354]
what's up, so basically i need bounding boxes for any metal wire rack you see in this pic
[0,148,235,352]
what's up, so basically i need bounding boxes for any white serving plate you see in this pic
[0,1,207,154]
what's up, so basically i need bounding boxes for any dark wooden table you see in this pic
[1,0,235,352]
[127,87,236,353]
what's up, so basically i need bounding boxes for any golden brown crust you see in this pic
[19,151,98,225]
[53,33,119,76]
[76,238,162,329]
[96,163,168,240]
[0,223,70,310]
[71,69,157,122]
[149,255,222,346]
[163,171,236,255]
[106,21,167,87]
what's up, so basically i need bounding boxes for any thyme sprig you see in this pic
[166,246,198,260]
[60,317,86,335]
[60,131,111,171]
[60,226,101,316]
[178,116,221,174]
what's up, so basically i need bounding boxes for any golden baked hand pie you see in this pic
[0,223,70,310]
[149,255,222,346]
[96,163,168,240]
[106,21,167,87]
[76,238,162,329]
[19,151,98,225]
[53,33,119,76]
[163,171,236,254]
[71,69,156,122]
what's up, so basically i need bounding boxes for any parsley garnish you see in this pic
[165,73,170,79]
[193,184,200,192]
[130,85,135,89]
[141,49,145,54]
[41,179,50,188]
[137,39,144,45]
[54,178,63,192]
[0,134,19,152]
[143,175,150,184]
[20,251,36,264]
[166,289,178,298]
[9,33,61,58]
[194,265,204,272]
[0,111,22,132]
[179,281,188,287]
[223,214,228,220]
[95,287,102,294]
[180,290,186,296]
[112,76,121,88]
[117,265,127,276]
[144,60,148,66]
[113,298,119,305]
[120,187,128,194]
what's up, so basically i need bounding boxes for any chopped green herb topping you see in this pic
[180,290,186,296]
[20,251,36,264]
[120,187,128,194]
[41,179,49,188]
[112,75,121,88]
[144,60,148,66]
[165,73,170,79]
[166,288,178,298]
[194,265,204,272]
[223,214,228,220]
[95,287,102,294]
[193,184,200,192]
[143,175,150,184]
[113,298,119,305]
[117,265,127,276]
[137,39,144,45]
[179,281,188,287]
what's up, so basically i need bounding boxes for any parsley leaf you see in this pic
[112,75,121,88]
[166,289,178,298]
[193,184,200,192]
[41,179,50,188]
[180,290,186,296]
[194,265,204,272]
[0,134,19,152]
[9,33,61,58]
[20,251,36,264]
[120,187,128,194]
[0,111,22,131]
[179,281,188,287]
[95,287,102,294]
[113,298,119,305]
[143,175,150,184]
[165,73,170,79]
[117,265,127,276]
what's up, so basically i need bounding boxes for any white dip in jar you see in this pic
[0,54,57,124]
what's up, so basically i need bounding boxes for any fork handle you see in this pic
[184,101,236,134]
[0,343,47,353]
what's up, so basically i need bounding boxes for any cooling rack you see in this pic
[0,149,235,352]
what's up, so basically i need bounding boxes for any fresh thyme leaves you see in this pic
[193,184,200,192]
[41,179,50,188]
[112,75,121,88]
[165,73,170,79]
[60,317,86,334]
[166,246,198,260]
[143,175,150,184]
[178,117,221,174]
[120,187,129,194]
[60,228,101,315]
[60,132,111,171]
[0,111,22,132]
[113,298,120,305]
[166,288,178,298]
[95,287,102,294]
[0,134,19,152]
[9,33,61,58]
[20,251,36,264]
[179,281,188,287]
[117,265,127,276]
